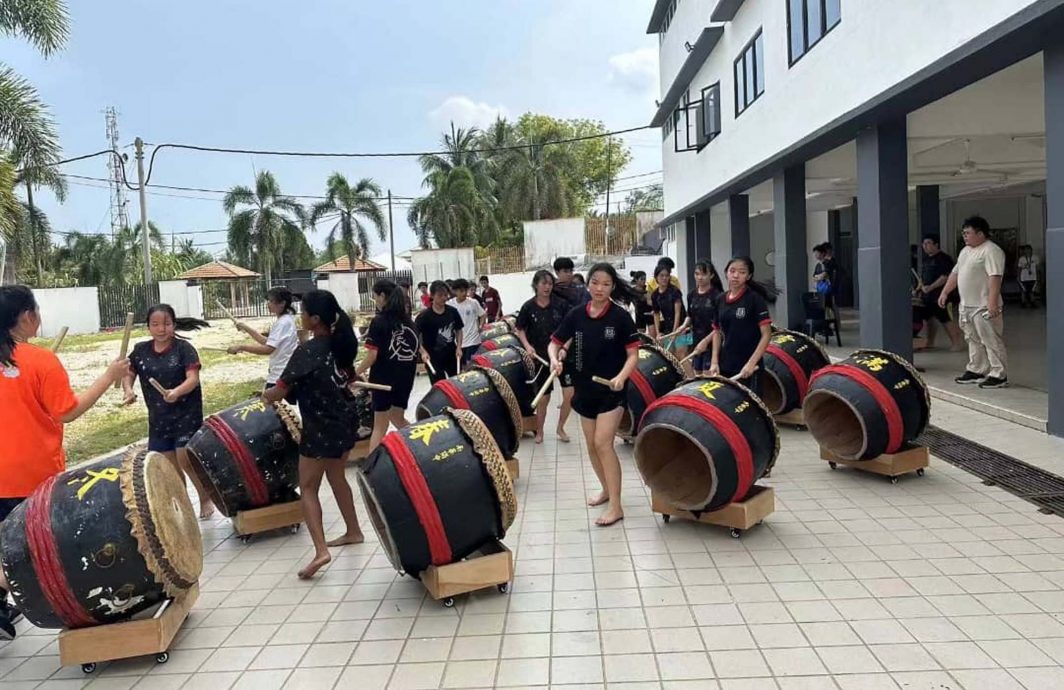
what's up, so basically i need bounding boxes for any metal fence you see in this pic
[353,270,414,311]
[202,278,312,320]
[97,283,161,329]
[474,246,525,276]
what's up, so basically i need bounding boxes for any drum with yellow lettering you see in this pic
[803,349,929,460]
[634,377,779,512]
[185,399,301,517]
[618,343,686,439]
[356,409,517,575]
[475,333,522,356]
[471,346,538,417]
[0,447,203,629]
[416,368,523,458]
[480,320,513,341]
[761,329,830,415]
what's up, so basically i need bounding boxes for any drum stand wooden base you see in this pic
[60,583,199,674]
[652,486,775,539]
[774,408,806,430]
[233,500,303,543]
[420,540,513,608]
[821,445,929,484]
[506,458,520,480]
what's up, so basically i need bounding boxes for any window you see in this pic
[734,29,765,117]
[788,0,841,64]
[697,82,722,148]
[658,0,682,44]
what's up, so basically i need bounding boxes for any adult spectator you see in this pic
[812,243,838,312]
[1017,244,1040,308]
[939,216,1008,389]
[919,235,964,351]
[646,256,681,292]
[479,275,503,323]
[416,281,431,309]
[552,257,590,310]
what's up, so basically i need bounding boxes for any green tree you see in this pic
[408,166,495,249]
[624,183,664,213]
[223,171,304,284]
[308,173,386,263]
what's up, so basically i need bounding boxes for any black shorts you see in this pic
[371,371,416,412]
[428,351,459,384]
[0,497,25,522]
[560,362,574,389]
[926,303,952,324]
[572,382,626,419]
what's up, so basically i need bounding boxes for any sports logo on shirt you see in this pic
[736,307,747,319]
[604,327,616,340]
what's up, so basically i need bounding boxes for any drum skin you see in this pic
[475,333,521,355]
[480,320,513,340]
[620,343,686,438]
[471,346,537,417]
[761,329,831,415]
[417,368,523,458]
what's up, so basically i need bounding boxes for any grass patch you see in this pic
[64,377,266,466]
[33,327,150,353]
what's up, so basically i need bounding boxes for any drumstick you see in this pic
[148,377,168,396]
[530,371,558,408]
[679,351,698,365]
[591,375,614,387]
[424,359,437,375]
[115,312,134,388]
[530,352,549,367]
[216,300,239,326]
[349,380,393,392]
[50,326,69,353]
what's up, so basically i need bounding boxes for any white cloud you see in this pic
[429,96,510,129]
[608,47,659,94]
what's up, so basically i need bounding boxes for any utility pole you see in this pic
[134,137,153,288]
[387,189,396,272]
[604,136,612,256]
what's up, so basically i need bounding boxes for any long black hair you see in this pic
[724,256,779,301]
[0,285,37,366]
[267,286,296,315]
[373,278,414,331]
[587,262,642,305]
[146,304,210,340]
[694,259,725,293]
[301,290,357,374]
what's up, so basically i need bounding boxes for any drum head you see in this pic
[121,449,203,597]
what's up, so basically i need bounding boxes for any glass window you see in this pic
[789,0,842,64]
[789,0,805,61]
[744,53,754,106]
[825,0,841,28]
[734,29,765,116]
[754,33,765,96]
[806,0,823,46]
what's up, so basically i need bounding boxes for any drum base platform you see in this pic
[60,583,199,673]
[233,500,303,540]
[506,458,519,481]
[652,486,775,539]
[774,408,806,429]
[821,445,929,484]
[420,540,514,608]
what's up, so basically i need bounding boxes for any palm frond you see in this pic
[0,0,70,56]
[222,186,255,215]
[0,67,61,174]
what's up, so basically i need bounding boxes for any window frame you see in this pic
[696,81,722,151]
[733,29,765,118]
[787,0,842,66]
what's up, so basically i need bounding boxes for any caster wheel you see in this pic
[762,471,772,479]
[155,652,169,664]
[828,462,837,470]
[443,597,455,608]
[239,535,251,544]
[81,663,97,675]
[730,528,741,539]
[890,476,899,485]
[497,583,510,594]
[290,524,300,534]
[916,468,925,477]
[662,514,671,524]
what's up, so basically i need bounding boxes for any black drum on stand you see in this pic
[619,343,686,439]
[471,347,538,417]
[475,334,521,356]
[480,320,513,341]
[416,368,523,458]
[761,330,831,415]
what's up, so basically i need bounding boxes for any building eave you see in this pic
[710,0,747,23]
[649,26,725,128]
[646,0,672,33]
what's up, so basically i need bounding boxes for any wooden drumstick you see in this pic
[591,375,615,387]
[148,377,168,396]
[424,359,437,376]
[114,312,135,388]
[50,326,69,353]
[530,352,549,367]
[350,380,393,392]
[530,370,558,408]
[216,300,239,326]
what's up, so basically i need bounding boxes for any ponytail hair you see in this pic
[629,270,646,281]
[0,285,37,366]
[267,286,296,315]
[694,259,725,293]
[146,304,210,339]
[587,262,642,305]
[301,289,357,374]
[373,279,414,330]
[724,256,780,301]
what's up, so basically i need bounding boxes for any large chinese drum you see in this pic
[416,368,523,458]
[480,320,513,340]
[761,329,831,415]
[618,343,686,438]
[475,333,522,355]
[471,346,538,417]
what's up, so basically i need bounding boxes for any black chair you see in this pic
[802,292,842,346]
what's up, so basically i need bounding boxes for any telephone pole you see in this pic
[134,137,153,287]
[387,190,396,272]
[604,136,612,255]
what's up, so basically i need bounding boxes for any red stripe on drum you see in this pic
[435,381,469,410]
[629,370,657,425]
[812,364,903,454]
[381,433,453,566]
[766,344,809,401]
[482,341,498,351]
[204,416,269,507]
[472,355,491,368]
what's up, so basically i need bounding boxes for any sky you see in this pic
[6,0,662,261]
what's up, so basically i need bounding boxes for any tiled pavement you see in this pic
[4,377,1064,689]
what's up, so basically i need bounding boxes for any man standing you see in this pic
[447,279,486,364]
[1017,244,1040,308]
[939,216,1008,389]
[919,235,964,351]
[812,243,839,312]
[479,275,503,323]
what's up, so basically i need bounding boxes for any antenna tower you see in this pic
[104,107,130,237]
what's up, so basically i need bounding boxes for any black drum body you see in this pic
[804,349,930,460]
[416,368,523,457]
[186,399,300,517]
[356,409,516,574]
[761,330,831,414]
[476,333,521,355]
[0,448,202,629]
[471,347,537,417]
[620,344,686,438]
[634,378,779,512]
[480,320,513,340]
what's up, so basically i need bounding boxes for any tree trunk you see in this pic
[26,182,42,280]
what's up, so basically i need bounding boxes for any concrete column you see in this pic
[773,166,808,330]
[694,210,712,263]
[683,215,697,286]
[1045,41,1064,436]
[916,185,940,239]
[729,194,751,258]
[856,119,912,360]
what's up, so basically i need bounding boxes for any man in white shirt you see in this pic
[939,216,1008,388]
[1017,244,1039,308]
[447,278,486,365]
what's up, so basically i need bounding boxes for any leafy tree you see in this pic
[223,171,304,284]
[624,183,664,213]
[308,173,386,264]
[407,166,496,249]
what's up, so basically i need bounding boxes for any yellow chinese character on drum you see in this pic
[773,334,796,344]
[638,349,652,360]
[699,381,724,400]
[235,400,267,421]
[857,356,890,372]
[67,467,120,501]
[409,419,451,446]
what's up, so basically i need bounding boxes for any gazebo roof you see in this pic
[313,256,388,273]
[176,261,260,280]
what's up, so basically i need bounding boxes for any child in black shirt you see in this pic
[675,260,724,375]
[515,270,568,443]
[629,271,654,332]
[122,304,215,519]
[650,264,689,362]
[263,289,364,579]
[415,280,464,383]
[356,279,419,453]
[549,263,640,527]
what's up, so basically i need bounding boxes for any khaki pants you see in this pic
[958,306,1007,379]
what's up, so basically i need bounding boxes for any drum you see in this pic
[0,447,202,629]
[356,409,517,575]
[185,400,301,517]
[416,368,523,457]
[803,349,930,460]
[471,346,538,417]
[475,333,521,355]
[619,343,686,438]
[634,378,779,512]
[480,320,513,340]
[761,329,831,415]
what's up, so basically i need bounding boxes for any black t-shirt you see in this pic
[714,288,771,376]
[687,287,721,344]
[551,301,640,383]
[414,305,464,354]
[632,288,653,329]
[651,285,686,330]
[553,281,590,311]
[278,337,358,458]
[516,296,568,359]
[365,315,419,385]
[921,251,956,303]
[129,339,203,439]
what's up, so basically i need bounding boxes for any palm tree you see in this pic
[222,171,304,284]
[308,173,386,264]
[418,123,494,201]
[407,167,496,249]
[497,136,571,222]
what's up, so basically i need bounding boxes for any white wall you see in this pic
[749,214,774,283]
[35,287,100,337]
[410,248,475,285]
[484,271,538,318]
[159,281,204,320]
[319,273,361,312]
[710,205,732,265]
[523,218,586,269]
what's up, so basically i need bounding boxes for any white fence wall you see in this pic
[410,248,475,285]
[159,281,204,320]
[35,287,100,337]
[318,273,361,312]
[523,218,586,269]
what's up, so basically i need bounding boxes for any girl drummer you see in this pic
[263,289,363,579]
[122,304,216,519]
[414,280,464,383]
[650,262,689,362]
[0,285,130,639]
[676,260,724,376]
[356,279,419,452]
[228,286,300,394]
[629,270,654,334]
[549,263,640,527]
[515,269,568,443]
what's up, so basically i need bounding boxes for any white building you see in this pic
[649,0,1064,436]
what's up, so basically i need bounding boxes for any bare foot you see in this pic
[595,509,624,527]
[557,429,570,443]
[949,345,965,352]
[587,492,608,507]
[534,432,544,444]
[326,532,365,547]
[199,502,215,520]
[298,552,332,579]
